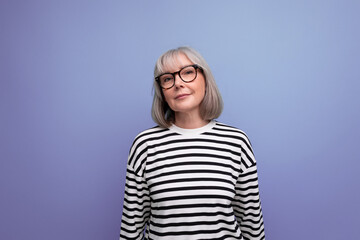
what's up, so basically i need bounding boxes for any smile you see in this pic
[175,94,190,100]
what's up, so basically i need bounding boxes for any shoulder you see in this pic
[131,125,168,146]
[213,121,256,167]
[127,125,170,174]
[212,121,252,147]
[213,121,247,134]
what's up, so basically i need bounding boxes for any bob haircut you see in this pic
[152,46,223,128]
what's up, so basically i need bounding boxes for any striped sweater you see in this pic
[120,121,265,240]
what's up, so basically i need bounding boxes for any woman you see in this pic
[120,46,265,240]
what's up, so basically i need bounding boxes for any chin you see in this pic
[173,106,200,114]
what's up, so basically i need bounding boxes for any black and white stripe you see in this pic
[120,121,265,240]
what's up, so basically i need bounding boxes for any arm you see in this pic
[232,136,265,240]
[120,165,150,240]
[233,164,265,240]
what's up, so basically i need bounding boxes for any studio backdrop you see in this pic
[1,1,359,239]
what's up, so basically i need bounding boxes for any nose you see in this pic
[173,73,184,88]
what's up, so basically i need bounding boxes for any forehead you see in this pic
[160,52,194,73]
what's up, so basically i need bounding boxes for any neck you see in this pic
[173,111,210,129]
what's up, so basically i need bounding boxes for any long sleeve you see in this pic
[120,165,150,240]
[120,134,151,240]
[232,137,265,240]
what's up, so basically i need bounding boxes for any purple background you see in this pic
[1,1,359,239]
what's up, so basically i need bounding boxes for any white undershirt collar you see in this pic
[169,120,216,136]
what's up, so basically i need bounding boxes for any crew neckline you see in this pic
[169,120,216,136]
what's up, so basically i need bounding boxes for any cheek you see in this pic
[162,90,173,104]
[197,79,206,98]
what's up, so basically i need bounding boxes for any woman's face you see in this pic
[161,53,206,117]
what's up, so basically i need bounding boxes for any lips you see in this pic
[175,93,190,99]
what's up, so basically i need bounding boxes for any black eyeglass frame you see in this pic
[155,64,203,90]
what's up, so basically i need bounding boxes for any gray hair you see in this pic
[151,46,223,128]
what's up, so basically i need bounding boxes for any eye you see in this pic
[183,69,195,75]
[160,74,173,83]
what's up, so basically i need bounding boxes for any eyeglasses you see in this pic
[155,64,202,89]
